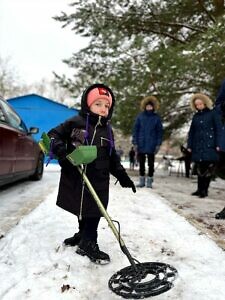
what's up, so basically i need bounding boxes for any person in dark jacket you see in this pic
[132,96,163,188]
[215,78,225,151]
[48,83,136,264]
[215,79,225,109]
[214,79,225,219]
[187,93,222,198]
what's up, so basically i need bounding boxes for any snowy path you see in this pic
[0,168,60,236]
[1,170,225,299]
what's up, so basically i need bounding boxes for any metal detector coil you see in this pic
[109,262,177,299]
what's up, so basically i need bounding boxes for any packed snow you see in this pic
[0,165,225,300]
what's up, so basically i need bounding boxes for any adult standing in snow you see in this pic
[48,83,136,264]
[214,79,225,219]
[187,93,222,198]
[132,96,163,188]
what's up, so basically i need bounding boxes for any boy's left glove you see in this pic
[117,173,136,193]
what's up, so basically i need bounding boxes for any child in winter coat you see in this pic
[132,96,163,188]
[187,93,222,198]
[48,83,136,264]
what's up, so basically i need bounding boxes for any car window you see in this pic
[0,100,28,132]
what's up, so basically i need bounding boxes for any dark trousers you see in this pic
[138,153,155,177]
[78,217,100,241]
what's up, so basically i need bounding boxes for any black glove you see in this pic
[58,157,74,172]
[118,174,136,193]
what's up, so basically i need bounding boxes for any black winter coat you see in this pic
[48,84,128,218]
[187,108,222,162]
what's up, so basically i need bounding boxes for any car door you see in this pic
[14,127,37,173]
[0,99,36,174]
[0,101,17,179]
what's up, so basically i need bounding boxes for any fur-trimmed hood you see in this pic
[190,93,213,111]
[140,96,159,111]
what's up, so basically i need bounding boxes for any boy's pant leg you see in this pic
[81,217,101,241]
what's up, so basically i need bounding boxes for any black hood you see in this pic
[79,83,115,121]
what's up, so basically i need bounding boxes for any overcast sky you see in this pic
[0,0,88,85]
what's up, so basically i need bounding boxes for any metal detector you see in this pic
[67,148,178,299]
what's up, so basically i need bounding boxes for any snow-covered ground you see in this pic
[1,165,225,299]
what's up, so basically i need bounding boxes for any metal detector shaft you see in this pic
[77,166,138,271]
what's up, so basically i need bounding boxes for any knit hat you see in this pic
[87,87,113,108]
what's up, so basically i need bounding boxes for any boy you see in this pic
[48,83,136,264]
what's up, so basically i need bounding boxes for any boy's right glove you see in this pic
[117,173,136,193]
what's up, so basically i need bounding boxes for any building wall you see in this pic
[8,94,78,141]
[8,94,78,164]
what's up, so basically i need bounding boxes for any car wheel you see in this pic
[31,152,44,181]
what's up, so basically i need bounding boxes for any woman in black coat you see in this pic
[48,83,136,264]
[187,93,222,198]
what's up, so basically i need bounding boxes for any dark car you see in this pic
[0,97,44,187]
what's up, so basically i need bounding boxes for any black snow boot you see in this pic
[191,190,200,196]
[76,239,110,264]
[191,176,202,196]
[64,232,81,246]
[215,207,225,220]
[198,177,210,198]
[198,190,207,198]
[192,176,207,198]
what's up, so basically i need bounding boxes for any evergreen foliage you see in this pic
[53,0,225,137]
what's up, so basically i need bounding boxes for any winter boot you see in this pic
[76,239,110,264]
[136,176,145,187]
[191,190,200,196]
[146,177,153,188]
[198,191,207,198]
[191,176,201,196]
[192,176,206,197]
[215,207,225,220]
[198,177,209,198]
[64,232,81,247]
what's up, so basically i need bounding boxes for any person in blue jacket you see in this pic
[187,93,222,198]
[215,78,225,151]
[214,79,225,219]
[132,96,163,188]
[215,78,225,108]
